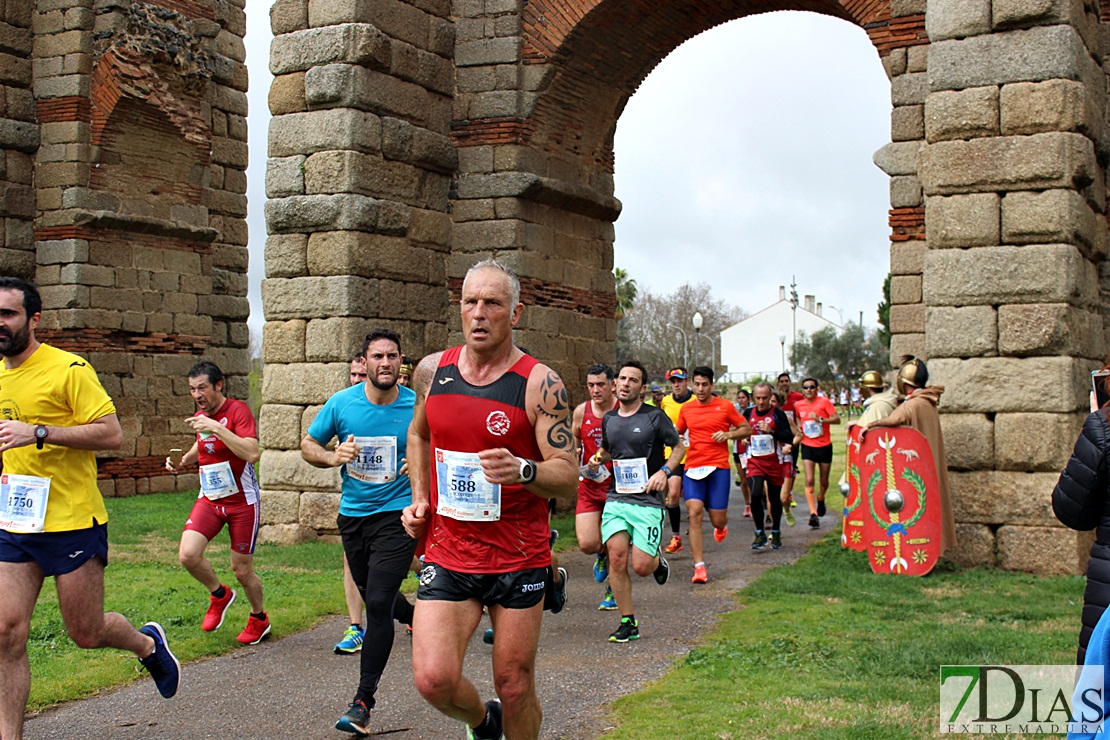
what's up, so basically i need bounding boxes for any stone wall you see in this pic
[913,0,1108,572]
[259,0,456,543]
[20,0,250,495]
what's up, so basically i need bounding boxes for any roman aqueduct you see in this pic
[5,0,1109,574]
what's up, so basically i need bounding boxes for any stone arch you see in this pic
[263,0,1110,574]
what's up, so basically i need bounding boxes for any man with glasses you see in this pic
[794,378,840,528]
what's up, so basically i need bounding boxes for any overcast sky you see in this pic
[244,9,892,339]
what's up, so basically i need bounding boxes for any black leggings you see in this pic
[748,476,782,532]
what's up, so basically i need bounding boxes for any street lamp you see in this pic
[702,333,717,374]
[692,311,703,368]
[779,332,786,373]
[666,323,688,369]
[827,304,845,327]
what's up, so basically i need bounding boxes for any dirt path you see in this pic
[25,502,829,739]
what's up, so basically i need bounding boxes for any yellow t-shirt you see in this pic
[0,344,116,532]
[660,392,694,464]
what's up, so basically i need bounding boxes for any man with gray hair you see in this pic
[402,259,577,740]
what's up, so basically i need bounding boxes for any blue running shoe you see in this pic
[593,552,608,583]
[598,587,617,611]
[483,627,495,645]
[336,699,370,735]
[138,622,181,699]
[334,624,364,654]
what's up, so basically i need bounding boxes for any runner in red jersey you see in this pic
[743,382,797,550]
[165,361,269,645]
[571,363,619,610]
[794,377,841,528]
[776,372,805,523]
[402,260,577,740]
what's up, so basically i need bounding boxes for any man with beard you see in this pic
[571,363,619,610]
[402,259,577,740]
[587,360,681,642]
[301,328,417,735]
[166,362,269,644]
[0,278,180,739]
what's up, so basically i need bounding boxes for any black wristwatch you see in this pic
[34,425,48,450]
[517,457,537,485]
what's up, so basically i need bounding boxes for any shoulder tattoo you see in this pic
[536,370,573,452]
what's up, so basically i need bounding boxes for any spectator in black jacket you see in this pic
[1052,396,1110,665]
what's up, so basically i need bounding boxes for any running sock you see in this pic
[251,611,267,620]
[350,623,362,630]
[667,504,681,533]
[212,585,226,599]
[694,561,705,568]
[472,707,498,738]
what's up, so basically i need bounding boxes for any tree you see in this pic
[877,273,891,349]
[614,268,638,320]
[620,282,746,377]
[790,323,888,382]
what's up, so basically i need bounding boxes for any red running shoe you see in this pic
[691,564,708,584]
[713,526,728,543]
[236,614,271,645]
[202,586,236,632]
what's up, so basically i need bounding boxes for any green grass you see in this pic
[603,420,1084,739]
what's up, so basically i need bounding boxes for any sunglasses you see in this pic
[802,385,818,390]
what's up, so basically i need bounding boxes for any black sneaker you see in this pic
[467,699,503,740]
[817,500,826,517]
[809,514,820,529]
[336,699,370,736]
[545,566,568,614]
[771,531,782,550]
[751,531,768,550]
[653,555,670,585]
[609,616,639,643]
[138,622,181,699]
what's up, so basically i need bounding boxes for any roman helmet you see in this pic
[895,355,928,394]
[859,370,884,390]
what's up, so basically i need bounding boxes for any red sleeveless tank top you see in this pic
[424,346,551,573]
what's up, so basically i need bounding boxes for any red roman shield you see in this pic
[842,425,866,551]
[857,427,941,576]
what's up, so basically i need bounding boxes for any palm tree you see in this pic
[615,268,638,320]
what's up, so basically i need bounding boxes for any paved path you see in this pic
[25,500,830,739]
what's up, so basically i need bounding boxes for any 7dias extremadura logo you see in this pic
[940,665,1104,734]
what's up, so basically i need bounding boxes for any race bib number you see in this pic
[686,465,715,481]
[580,464,611,483]
[0,474,51,533]
[200,461,238,500]
[348,436,397,483]
[803,419,823,439]
[749,434,775,457]
[435,449,500,521]
[613,457,649,494]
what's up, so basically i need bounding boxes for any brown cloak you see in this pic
[869,386,957,555]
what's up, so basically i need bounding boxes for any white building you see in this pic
[719,287,841,383]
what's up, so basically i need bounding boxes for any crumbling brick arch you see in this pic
[89,50,212,225]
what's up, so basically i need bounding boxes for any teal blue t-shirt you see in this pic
[306,383,416,517]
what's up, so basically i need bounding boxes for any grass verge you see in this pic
[604,419,1083,739]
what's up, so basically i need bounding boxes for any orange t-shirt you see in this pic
[793,396,837,447]
[676,397,744,469]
